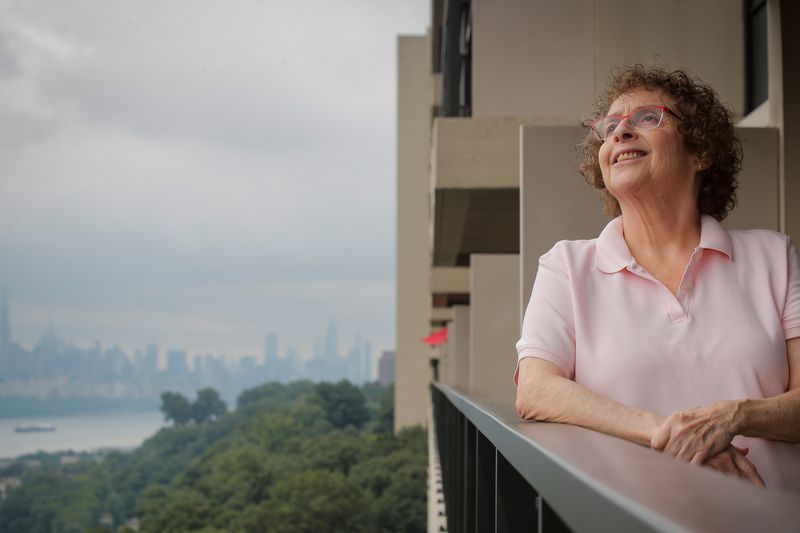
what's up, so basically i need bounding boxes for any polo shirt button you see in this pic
[684,283,693,292]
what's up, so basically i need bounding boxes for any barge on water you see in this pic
[14,423,56,433]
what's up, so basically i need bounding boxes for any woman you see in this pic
[515,65,800,490]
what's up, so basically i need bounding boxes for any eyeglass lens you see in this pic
[595,106,665,140]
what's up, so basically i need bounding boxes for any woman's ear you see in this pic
[694,152,710,172]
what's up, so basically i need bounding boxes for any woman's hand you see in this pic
[650,400,743,464]
[703,446,765,487]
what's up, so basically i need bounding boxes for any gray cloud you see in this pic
[0,0,427,359]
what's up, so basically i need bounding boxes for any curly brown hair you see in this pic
[577,65,741,220]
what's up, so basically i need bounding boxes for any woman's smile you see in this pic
[613,150,649,164]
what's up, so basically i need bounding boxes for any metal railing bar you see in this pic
[434,383,800,533]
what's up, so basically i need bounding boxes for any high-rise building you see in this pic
[395,0,800,430]
[144,343,159,375]
[285,346,300,382]
[0,291,11,374]
[324,321,338,359]
[166,350,188,378]
[263,332,281,382]
[264,333,278,360]
[363,341,373,382]
[378,350,395,386]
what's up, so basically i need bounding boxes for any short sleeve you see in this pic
[514,242,577,383]
[784,239,800,340]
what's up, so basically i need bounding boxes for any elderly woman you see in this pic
[515,65,800,490]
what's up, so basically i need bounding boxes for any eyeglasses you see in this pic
[591,105,681,141]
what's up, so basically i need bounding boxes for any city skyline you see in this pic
[1,292,376,367]
[0,293,381,410]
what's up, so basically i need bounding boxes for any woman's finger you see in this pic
[731,449,765,487]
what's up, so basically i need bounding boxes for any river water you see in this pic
[0,411,165,458]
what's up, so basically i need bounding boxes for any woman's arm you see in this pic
[651,337,800,462]
[516,356,663,446]
[519,356,765,486]
[738,337,800,440]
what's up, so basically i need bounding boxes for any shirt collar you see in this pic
[697,214,733,260]
[595,214,733,274]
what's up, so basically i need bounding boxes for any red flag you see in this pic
[421,327,448,345]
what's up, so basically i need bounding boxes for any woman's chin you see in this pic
[604,172,647,198]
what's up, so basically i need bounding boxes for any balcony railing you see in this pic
[431,383,800,532]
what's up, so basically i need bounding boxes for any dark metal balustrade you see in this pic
[431,383,800,533]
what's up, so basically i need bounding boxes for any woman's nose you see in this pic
[611,118,636,141]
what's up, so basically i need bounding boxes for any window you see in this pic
[745,0,768,113]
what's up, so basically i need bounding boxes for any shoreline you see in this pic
[0,411,165,460]
[0,445,137,463]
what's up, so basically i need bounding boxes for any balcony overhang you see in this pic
[431,117,526,189]
[432,188,519,266]
[429,117,540,267]
[431,266,470,293]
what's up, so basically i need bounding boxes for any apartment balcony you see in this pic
[430,117,526,268]
[430,383,800,532]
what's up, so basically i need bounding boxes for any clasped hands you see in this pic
[650,400,764,487]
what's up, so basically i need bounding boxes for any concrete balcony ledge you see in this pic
[431,266,470,293]
[433,383,800,532]
[432,116,578,189]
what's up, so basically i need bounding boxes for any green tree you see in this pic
[310,380,370,429]
[297,430,368,475]
[242,470,371,533]
[0,471,104,533]
[191,387,227,424]
[372,384,394,434]
[160,391,192,426]
[236,380,315,411]
[0,381,428,533]
[137,486,213,532]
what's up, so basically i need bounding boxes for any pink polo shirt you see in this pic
[516,215,800,490]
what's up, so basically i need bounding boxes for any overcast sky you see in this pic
[0,0,429,361]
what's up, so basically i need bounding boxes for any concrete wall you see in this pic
[452,305,470,391]
[594,0,744,117]
[432,117,531,189]
[726,127,780,231]
[469,254,519,406]
[519,126,609,316]
[471,0,744,120]
[519,125,781,321]
[472,0,595,119]
[396,35,433,430]
[431,266,470,293]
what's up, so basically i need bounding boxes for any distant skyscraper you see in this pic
[378,350,395,386]
[264,333,278,360]
[166,350,188,377]
[0,291,10,373]
[363,342,372,382]
[145,343,159,374]
[240,355,256,374]
[36,321,62,355]
[324,321,338,359]
[313,336,322,359]
[285,347,300,381]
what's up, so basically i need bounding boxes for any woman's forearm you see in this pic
[516,357,663,446]
[737,338,800,442]
[517,357,764,484]
[736,388,800,442]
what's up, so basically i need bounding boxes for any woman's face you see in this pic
[597,88,700,206]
